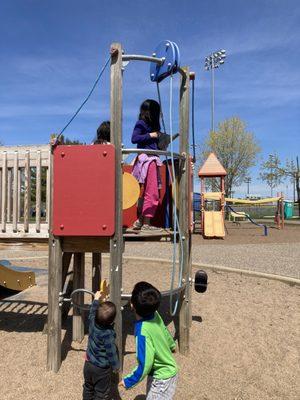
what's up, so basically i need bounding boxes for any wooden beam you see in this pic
[178,67,191,355]
[17,169,21,223]
[109,42,124,368]
[62,237,110,253]
[47,235,63,372]
[7,169,12,223]
[12,151,18,232]
[92,253,102,293]
[1,152,7,232]
[62,252,73,289]
[47,141,63,372]
[72,252,85,342]
[46,151,51,224]
[36,150,41,232]
[24,150,30,232]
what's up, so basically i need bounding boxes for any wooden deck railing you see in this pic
[0,145,50,240]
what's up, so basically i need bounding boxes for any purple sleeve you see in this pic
[131,121,152,145]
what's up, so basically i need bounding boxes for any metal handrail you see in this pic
[122,54,164,65]
[122,148,186,160]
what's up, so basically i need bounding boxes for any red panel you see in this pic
[52,145,115,236]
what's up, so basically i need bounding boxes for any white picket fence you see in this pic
[0,145,50,239]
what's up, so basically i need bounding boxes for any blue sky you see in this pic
[1,0,299,197]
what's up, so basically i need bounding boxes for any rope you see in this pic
[156,76,184,317]
[156,82,167,134]
[57,54,111,139]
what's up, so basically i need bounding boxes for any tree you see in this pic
[259,153,284,196]
[50,133,84,145]
[201,117,260,197]
[260,155,300,216]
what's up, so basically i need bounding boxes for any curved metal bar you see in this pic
[122,148,186,160]
[122,54,164,65]
[177,66,187,77]
[120,284,186,301]
[226,205,268,236]
[71,288,95,311]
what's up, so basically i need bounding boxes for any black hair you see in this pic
[95,121,110,144]
[96,301,116,326]
[131,281,161,318]
[139,99,161,131]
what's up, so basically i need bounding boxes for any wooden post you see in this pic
[1,152,7,232]
[47,235,63,372]
[92,253,102,293]
[18,168,21,222]
[72,253,85,342]
[200,177,204,233]
[109,42,123,367]
[178,67,191,355]
[24,150,30,232]
[47,143,63,372]
[0,170,2,224]
[221,176,225,221]
[36,150,42,232]
[46,150,51,224]
[281,192,284,229]
[12,151,18,232]
[7,169,12,223]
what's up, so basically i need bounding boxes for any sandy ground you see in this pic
[0,224,300,279]
[0,254,300,400]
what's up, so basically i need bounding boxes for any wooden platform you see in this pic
[0,223,173,242]
[0,223,49,242]
[124,229,173,240]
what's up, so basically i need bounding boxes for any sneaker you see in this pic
[132,219,143,230]
[141,224,163,232]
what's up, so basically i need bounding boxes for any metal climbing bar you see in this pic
[122,148,185,160]
[122,54,164,64]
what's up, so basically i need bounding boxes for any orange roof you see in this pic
[198,153,227,177]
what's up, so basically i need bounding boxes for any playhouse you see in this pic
[198,152,226,238]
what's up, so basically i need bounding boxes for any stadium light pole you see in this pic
[245,176,252,196]
[205,49,226,132]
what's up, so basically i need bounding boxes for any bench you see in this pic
[229,211,249,222]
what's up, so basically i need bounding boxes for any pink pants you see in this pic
[142,161,159,218]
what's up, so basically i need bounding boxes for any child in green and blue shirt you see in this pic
[119,282,178,399]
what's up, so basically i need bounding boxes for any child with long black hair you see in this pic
[131,99,163,231]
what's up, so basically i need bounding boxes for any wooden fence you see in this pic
[0,145,50,240]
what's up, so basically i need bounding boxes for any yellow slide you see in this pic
[204,211,225,238]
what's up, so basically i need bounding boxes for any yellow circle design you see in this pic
[122,172,140,210]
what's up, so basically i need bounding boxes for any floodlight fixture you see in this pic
[204,49,227,132]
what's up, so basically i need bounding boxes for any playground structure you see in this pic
[0,41,198,373]
[198,153,226,238]
[225,196,285,235]
[0,259,36,292]
[197,153,285,238]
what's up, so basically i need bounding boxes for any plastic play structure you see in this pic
[0,259,36,292]
[198,153,226,238]
[225,196,285,235]
[197,153,285,238]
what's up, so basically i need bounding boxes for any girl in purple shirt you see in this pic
[131,99,162,231]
